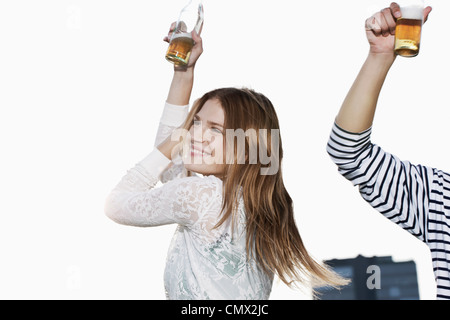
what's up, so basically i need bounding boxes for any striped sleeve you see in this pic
[327,122,450,299]
[427,169,450,299]
[327,122,429,241]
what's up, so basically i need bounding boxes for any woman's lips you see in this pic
[190,144,212,157]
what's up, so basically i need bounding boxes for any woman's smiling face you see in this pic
[182,98,227,177]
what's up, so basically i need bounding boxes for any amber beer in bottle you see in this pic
[394,1,424,57]
[165,1,204,66]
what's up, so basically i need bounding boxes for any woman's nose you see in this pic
[192,123,211,143]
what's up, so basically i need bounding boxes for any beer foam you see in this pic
[401,5,423,20]
[171,32,192,40]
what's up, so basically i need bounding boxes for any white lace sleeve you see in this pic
[105,148,220,228]
[155,102,190,183]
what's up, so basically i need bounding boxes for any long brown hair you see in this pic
[181,87,348,294]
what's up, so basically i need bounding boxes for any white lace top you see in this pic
[105,102,273,300]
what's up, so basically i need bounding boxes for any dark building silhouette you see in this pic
[316,255,419,300]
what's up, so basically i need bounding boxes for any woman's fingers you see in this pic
[164,22,177,43]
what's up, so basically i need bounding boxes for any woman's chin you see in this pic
[183,161,225,177]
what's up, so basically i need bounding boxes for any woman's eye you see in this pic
[211,127,223,134]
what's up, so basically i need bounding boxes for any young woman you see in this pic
[326,3,450,300]
[105,27,346,299]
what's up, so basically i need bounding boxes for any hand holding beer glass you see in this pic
[365,3,431,58]
[394,0,425,57]
[165,0,204,66]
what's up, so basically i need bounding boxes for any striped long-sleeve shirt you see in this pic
[327,122,450,300]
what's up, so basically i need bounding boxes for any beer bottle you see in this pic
[165,0,204,66]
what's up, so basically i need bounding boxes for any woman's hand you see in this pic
[164,22,202,111]
[164,22,204,70]
[365,2,432,56]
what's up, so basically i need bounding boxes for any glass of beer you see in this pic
[394,0,424,57]
[166,31,195,66]
[165,1,204,66]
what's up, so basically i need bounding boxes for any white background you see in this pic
[1,0,448,300]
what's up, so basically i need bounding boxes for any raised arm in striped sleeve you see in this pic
[327,122,450,299]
